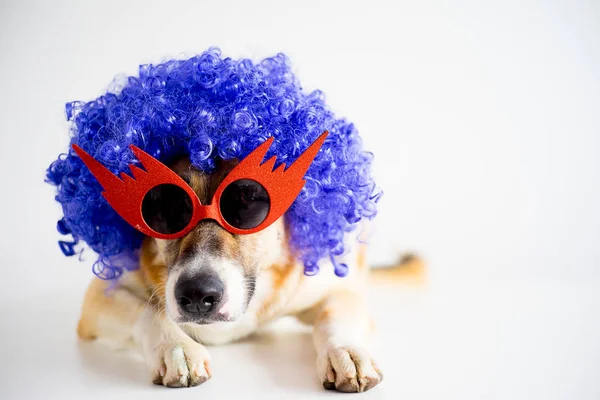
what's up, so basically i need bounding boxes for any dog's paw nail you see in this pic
[191,364,206,378]
[336,378,360,393]
[327,370,335,382]
[204,360,212,378]
[323,381,336,390]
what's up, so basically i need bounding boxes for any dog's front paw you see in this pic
[147,340,211,388]
[317,345,383,393]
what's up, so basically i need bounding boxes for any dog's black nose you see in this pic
[175,273,224,315]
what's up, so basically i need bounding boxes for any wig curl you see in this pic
[46,48,380,279]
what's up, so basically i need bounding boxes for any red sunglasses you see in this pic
[72,131,328,239]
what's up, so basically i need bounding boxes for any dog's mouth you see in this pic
[175,301,250,325]
[178,314,234,325]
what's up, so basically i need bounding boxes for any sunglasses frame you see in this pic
[72,131,328,240]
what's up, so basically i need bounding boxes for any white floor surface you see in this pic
[2,276,598,400]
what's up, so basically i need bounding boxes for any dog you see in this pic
[76,156,423,393]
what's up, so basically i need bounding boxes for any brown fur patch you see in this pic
[357,244,368,272]
[139,238,168,301]
[77,280,102,340]
[256,254,298,322]
[77,319,96,340]
[77,272,148,341]
[369,254,426,285]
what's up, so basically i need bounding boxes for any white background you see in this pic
[0,0,599,399]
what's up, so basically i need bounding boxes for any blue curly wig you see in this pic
[46,48,380,279]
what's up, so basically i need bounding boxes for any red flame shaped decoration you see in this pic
[72,131,328,239]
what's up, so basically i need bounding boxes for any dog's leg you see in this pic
[78,277,211,387]
[312,289,383,392]
[133,301,212,387]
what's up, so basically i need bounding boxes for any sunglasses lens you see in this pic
[141,184,193,235]
[220,179,270,230]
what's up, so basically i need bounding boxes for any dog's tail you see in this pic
[369,254,426,285]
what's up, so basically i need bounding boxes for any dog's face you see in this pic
[151,158,286,325]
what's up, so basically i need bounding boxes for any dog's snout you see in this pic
[175,273,224,316]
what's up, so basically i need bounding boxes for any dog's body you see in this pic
[76,157,419,392]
